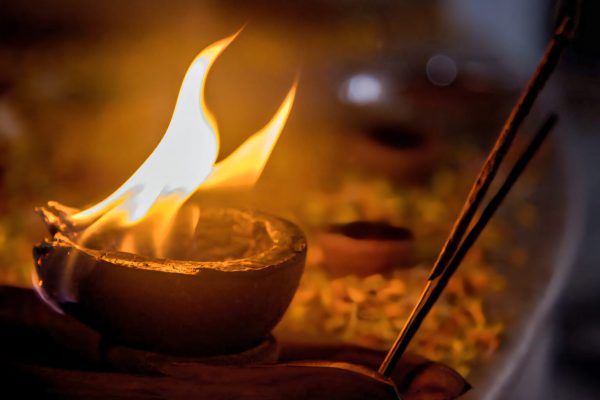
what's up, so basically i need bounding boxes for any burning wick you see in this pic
[69,31,297,257]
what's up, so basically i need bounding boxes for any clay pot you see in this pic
[33,206,306,357]
[347,122,440,184]
[318,221,415,277]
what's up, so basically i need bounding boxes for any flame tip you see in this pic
[71,32,296,256]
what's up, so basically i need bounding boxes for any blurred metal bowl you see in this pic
[466,118,585,399]
[333,58,584,397]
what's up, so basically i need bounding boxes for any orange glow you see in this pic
[67,31,296,255]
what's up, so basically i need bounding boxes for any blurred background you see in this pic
[0,0,597,398]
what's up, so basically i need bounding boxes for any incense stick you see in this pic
[427,15,572,283]
[378,15,573,377]
[377,14,573,378]
[379,114,557,376]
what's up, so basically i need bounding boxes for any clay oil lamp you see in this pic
[346,120,440,184]
[318,221,415,277]
[33,33,306,358]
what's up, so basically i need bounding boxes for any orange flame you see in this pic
[68,31,296,255]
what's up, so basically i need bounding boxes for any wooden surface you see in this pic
[0,286,469,399]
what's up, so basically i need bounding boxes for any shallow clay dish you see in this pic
[347,122,440,184]
[33,206,307,357]
[318,221,415,277]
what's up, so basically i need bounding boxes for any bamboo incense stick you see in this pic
[378,13,574,377]
[427,15,572,283]
[378,15,573,378]
[379,114,557,376]
[379,15,573,377]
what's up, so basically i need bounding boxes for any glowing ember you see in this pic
[66,31,296,255]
